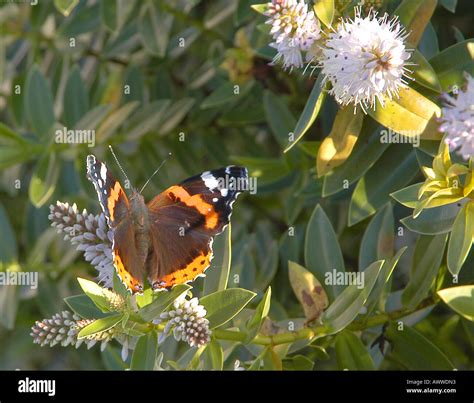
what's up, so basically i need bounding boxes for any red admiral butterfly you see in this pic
[86,154,248,294]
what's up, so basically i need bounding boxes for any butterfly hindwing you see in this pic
[146,166,248,289]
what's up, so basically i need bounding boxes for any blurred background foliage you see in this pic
[0,0,473,370]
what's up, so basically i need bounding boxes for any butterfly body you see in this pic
[86,155,248,294]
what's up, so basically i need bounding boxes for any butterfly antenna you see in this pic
[139,152,172,194]
[108,145,131,185]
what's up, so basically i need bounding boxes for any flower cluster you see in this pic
[439,74,474,160]
[265,0,321,70]
[262,3,412,111]
[30,311,118,351]
[157,296,211,348]
[49,201,114,287]
[319,9,411,111]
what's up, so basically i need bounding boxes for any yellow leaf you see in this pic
[418,179,446,199]
[405,0,437,46]
[464,171,474,197]
[421,166,437,180]
[447,164,469,178]
[313,0,334,28]
[316,107,363,177]
[414,187,465,218]
[368,87,441,137]
[288,261,329,322]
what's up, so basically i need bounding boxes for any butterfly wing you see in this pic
[146,166,248,289]
[86,155,144,293]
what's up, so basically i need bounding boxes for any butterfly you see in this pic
[86,154,248,294]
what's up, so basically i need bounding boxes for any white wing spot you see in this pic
[201,172,219,190]
[100,164,108,180]
[212,197,218,202]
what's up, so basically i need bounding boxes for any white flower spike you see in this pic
[439,73,474,160]
[265,0,321,70]
[319,8,412,112]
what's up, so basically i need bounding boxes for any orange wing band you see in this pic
[158,250,212,288]
[113,250,143,294]
[165,185,218,229]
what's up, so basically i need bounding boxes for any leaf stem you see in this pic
[212,296,437,346]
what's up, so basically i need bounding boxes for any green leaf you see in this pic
[410,49,442,93]
[394,0,437,46]
[206,339,224,370]
[365,247,407,315]
[73,104,112,132]
[430,40,474,91]
[231,156,289,187]
[323,119,388,197]
[96,101,139,143]
[284,74,326,153]
[317,106,364,177]
[77,277,113,313]
[102,345,128,370]
[305,204,345,300]
[401,234,448,309]
[245,287,272,343]
[29,151,60,208]
[249,347,282,370]
[126,100,170,141]
[54,0,79,16]
[64,295,109,319]
[321,260,383,334]
[349,145,418,225]
[367,87,441,138]
[250,3,268,14]
[100,0,118,31]
[200,288,256,329]
[203,225,232,294]
[335,330,376,370]
[288,262,328,322]
[359,203,394,271]
[77,314,123,339]
[58,3,101,37]
[447,202,474,275]
[131,332,159,370]
[313,0,334,28]
[401,202,465,235]
[288,355,314,370]
[0,204,18,263]
[0,281,18,330]
[138,1,173,57]
[159,98,195,135]
[257,240,279,289]
[25,66,55,139]
[263,90,296,147]
[385,322,455,370]
[438,286,474,321]
[63,66,89,127]
[439,0,457,12]
[418,22,439,60]
[139,284,191,322]
[0,124,38,169]
[390,182,423,208]
[201,81,254,109]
